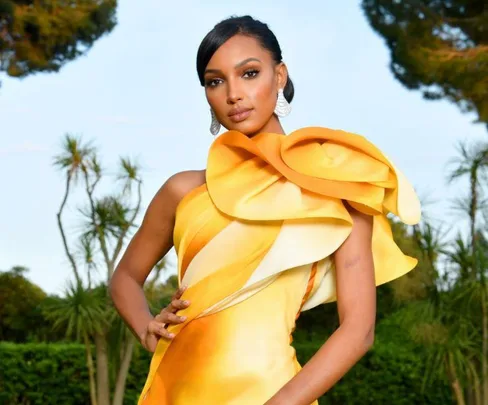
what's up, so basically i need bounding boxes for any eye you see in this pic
[243,69,259,79]
[205,78,223,88]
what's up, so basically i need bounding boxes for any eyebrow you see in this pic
[204,57,262,75]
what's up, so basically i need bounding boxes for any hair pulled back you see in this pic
[196,15,294,103]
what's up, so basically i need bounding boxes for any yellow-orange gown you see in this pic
[138,127,421,405]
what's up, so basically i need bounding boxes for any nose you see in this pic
[226,79,243,105]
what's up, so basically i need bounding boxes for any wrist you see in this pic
[136,315,154,344]
[137,328,147,345]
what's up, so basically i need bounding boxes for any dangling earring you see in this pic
[274,88,291,117]
[210,108,221,136]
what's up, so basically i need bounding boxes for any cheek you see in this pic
[206,90,226,116]
[250,77,276,112]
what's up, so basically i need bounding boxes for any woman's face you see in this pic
[203,34,288,137]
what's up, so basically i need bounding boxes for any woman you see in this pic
[110,15,421,405]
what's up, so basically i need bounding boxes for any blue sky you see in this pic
[1,1,485,294]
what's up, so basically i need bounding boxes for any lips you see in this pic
[228,107,253,123]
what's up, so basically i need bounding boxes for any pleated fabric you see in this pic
[138,127,421,405]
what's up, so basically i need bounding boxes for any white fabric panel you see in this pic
[200,219,351,317]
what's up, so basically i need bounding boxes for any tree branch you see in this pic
[83,169,112,282]
[57,172,81,284]
[112,335,135,405]
[110,179,143,275]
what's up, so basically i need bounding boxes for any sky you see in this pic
[1,1,485,295]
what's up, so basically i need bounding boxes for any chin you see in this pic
[225,119,264,137]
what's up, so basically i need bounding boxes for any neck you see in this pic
[251,115,285,137]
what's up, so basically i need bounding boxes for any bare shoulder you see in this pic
[149,170,205,217]
[164,169,206,204]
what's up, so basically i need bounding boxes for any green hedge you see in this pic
[295,316,454,405]
[0,317,453,405]
[0,342,155,405]
[0,343,90,404]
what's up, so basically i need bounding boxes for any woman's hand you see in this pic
[140,285,191,352]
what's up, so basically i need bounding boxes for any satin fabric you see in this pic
[138,127,421,404]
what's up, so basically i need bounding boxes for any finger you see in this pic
[164,301,176,314]
[173,284,188,300]
[171,299,191,311]
[164,297,189,314]
[154,313,165,323]
[170,285,185,301]
[148,321,174,340]
[164,312,187,325]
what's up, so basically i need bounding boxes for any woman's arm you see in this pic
[265,204,376,405]
[109,171,203,345]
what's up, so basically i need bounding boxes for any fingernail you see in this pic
[168,333,175,338]
[180,316,187,321]
[183,300,190,305]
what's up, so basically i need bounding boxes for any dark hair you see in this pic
[196,15,295,103]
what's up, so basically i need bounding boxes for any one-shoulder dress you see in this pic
[138,127,421,405]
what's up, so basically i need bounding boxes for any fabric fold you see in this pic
[138,127,421,404]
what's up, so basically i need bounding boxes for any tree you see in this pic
[44,281,109,405]
[361,0,488,128]
[446,139,488,404]
[52,134,168,405]
[0,0,117,86]
[395,138,488,405]
[0,266,46,342]
[389,217,442,302]
[447,140,488,277]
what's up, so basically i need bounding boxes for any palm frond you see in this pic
[42,280,110,341]
[117,157,141,195]
[446,140,488,184]
[53,134,95,184]
[80,196,135,241]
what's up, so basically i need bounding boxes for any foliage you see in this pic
[389,218,441,301]
[42,281,111,341]
[0,266,50,342]
[393,136,488,405]
[361,0,488,128]
[296,314,454,405]
[0,317,454,405]
[0,342,91,405]
[0,0,117,85]
[51,133,148,405]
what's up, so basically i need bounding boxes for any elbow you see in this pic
[364,325,375,350]
[342,320,375,353]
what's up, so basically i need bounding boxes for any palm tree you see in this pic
[43,280,109,405]
[447,140,488,278]
[52,134,157,405]
[53,134,94,284]
[398,136,488,405]
[398,223,482,405]
[446,140,488,403]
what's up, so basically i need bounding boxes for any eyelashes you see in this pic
[205,78,222,88]
[205,69,260,88]
[243,69,259,79]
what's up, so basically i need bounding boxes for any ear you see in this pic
[275,62,288,90]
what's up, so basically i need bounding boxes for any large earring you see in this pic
[210,108,221,136]
[274,88,291,117]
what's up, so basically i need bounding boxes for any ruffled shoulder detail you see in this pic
[206,126,421,225]
[137,127,422,403]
